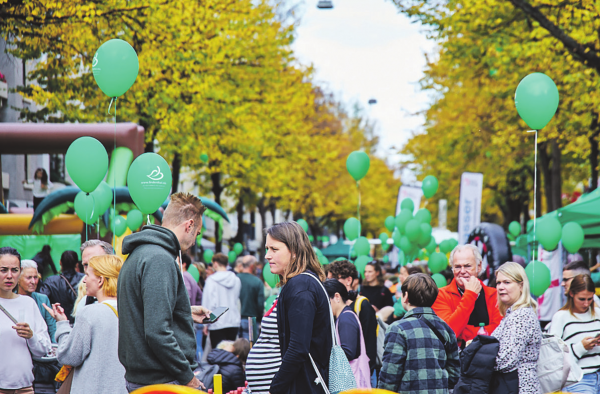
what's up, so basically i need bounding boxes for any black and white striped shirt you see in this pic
[246,299,281,394]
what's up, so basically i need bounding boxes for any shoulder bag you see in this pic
[301,272,357,394]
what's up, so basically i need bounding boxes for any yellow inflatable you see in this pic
[0,214,82,235]
[130,385,207,394]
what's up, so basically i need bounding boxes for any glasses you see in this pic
[453,264,474,272]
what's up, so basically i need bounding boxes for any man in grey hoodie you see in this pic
[118,192,207,392]
[202,252,241,347]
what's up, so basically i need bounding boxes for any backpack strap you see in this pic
[412,313,450,358]
[60,274,77,297]
[103,302,119,318]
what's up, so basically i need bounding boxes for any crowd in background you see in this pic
[2,200,600,393]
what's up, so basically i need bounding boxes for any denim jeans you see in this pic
[565,371,600,394]
[239,318,250,340]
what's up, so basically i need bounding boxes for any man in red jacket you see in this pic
[432,244,502,347]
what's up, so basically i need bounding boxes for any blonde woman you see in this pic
[490,262,542,394]
[44,255,126,394]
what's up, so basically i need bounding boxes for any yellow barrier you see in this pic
[130,384,207,394]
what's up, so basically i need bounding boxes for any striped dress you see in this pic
[246,299,281,394]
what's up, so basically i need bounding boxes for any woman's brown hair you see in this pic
[560,274,596,317]
[265,222,325,285]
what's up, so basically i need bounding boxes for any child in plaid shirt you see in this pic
[378,273,460,394]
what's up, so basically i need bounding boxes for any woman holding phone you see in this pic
[548,274,600,393]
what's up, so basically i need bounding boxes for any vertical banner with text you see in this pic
[458,172,484,244]
[395,185,423,215]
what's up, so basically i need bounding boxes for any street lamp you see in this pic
[317,0,333,9]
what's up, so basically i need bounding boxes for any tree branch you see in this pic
[506,0,600,72]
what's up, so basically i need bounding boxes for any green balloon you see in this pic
[508,221,521,237]
[399,235,413,255]
[449,239,459,249]
[200,153,209,163]
[527,220,534,233]
[379,233,389,245]
[415,208,432,224]
[354,255,372,277]
[428,252,448,274]
[127,153,172,214]
[297,219,309,232]
[335,257,347,261]
[395,210,413,234]
[319,255,329,265]
[263,263,279,288]
[418,249,427,260]
[561,222,585,253]
[344,217,360,241]
[382,243,390,251]
[308,235,314,242]
[525,260,551,296]
[66,137,108,193]
[384,216,395,232]
[382,255,389,263]
[418,223,433,247]
[515,72,559,130]
[426,237,437,254]
[92,39,139,97]
[188,264,200,282]
[398,250,406,266]
[400,198,414,212]
[114,215,127,237]
[313,246,323,256]
[203,249,214,263]
[228,250,237,264]
[74,192,98,224]
[346,151,370,181]
[405,219,421,242]
[439,239,453,254]
[432,273,447,288]
[265,295,277,312]
[392,229,402,248]
[354,237,370,256]
[126,209,144,231]
[91,181,113,216]
[536,216,562,250]
[350,249,357,258]
[234,242,244,255]
[422,175,439,199]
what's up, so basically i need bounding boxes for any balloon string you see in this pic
[528,129,538,261]
[112,97,117,250]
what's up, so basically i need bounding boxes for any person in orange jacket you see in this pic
[432,244,503,348]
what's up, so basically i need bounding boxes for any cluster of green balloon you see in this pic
[203,249,214,264]
[428,252,448,274]
[188,264,200,282]
[127,153,172,215]
[354,255,372,277]
[92,39,139,98]
[515,73,559,130]
[346,151,370,181]
[422,175,439,199]
[394,201,433,259]
[126,209,143,232]
[344,217,360,240]
[379,233,389,251]
[561,222,584,253]
[297,219,309,233]
[525,260,551,296]
[263,263,279,288]
[508,221,521,238]
[431,273,447,288]
[535,216,562,250]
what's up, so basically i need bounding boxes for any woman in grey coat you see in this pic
[45,255,127,394]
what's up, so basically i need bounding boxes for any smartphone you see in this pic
[202,307,229,324]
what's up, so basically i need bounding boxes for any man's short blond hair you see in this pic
[162,193,207,228]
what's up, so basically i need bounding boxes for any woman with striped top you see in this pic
[548,274,600,394]
[246,297,281,393]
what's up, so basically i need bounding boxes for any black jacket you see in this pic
[39,270,84,324]
[454,335,500,394]
[271,271,332,394]
[207,349,245,393]
[118,225,197,386]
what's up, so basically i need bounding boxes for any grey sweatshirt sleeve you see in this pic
[55,318,92,367]
[141,259,194,385]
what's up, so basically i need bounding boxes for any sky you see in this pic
[291,0,436,177]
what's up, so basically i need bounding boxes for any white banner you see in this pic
[458,172,483,245]
[395,185,423,215]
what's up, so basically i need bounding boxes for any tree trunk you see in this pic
[537,141,553,212]
[171,152,181,193]
[232,192,245,244]
[211,171,223,252]
[590,114,600,191]
[269,200,277,226]
[141,119,157,153]
[550,140,562,210]
[257,198,267,263]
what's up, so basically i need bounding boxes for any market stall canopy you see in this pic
[321,239,350,258]
[0,123,145,157]
[555,188,600,248]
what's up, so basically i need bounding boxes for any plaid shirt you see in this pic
[378,307,460,394]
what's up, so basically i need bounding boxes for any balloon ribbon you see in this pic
[527,129,538,261]
[108,97,117,249]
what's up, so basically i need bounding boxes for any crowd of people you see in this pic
[1,193,599,394]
